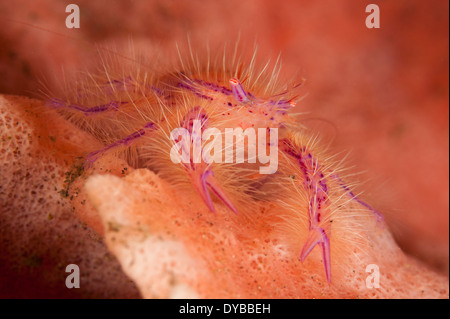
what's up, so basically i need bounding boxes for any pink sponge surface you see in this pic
[0,94,448,298]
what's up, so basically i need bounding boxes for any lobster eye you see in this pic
[229,78,249,103]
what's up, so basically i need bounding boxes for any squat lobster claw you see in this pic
[300,226,331,283]
[191,169,239,215]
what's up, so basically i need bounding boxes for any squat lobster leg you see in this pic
[332,174,384,222]
[176,107,239,214]
[85,122,157,167]
[282,138,332,282]
[47,98,127,115]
